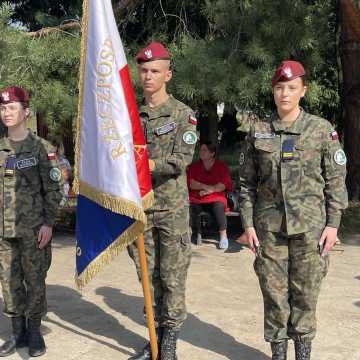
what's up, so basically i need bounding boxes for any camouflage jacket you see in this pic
[0,131,62,238]
[140,95,197,211]
[239,110,348,235]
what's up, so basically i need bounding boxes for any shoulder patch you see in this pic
[334,149,346,166]
[188,114,197,126]
[182,130,197,145]
[49,167,62,182]
[330,130,338,141]
[47,152,56,160]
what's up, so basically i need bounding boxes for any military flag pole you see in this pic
[136,235,158,360]
[74,1,158,359]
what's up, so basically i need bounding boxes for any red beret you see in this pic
[136,42,170,63]
[0,86,30,107]
[272,60,305,87]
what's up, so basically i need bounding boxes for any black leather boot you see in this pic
[160,327,179,360]
[295,340,311,360]
[128,327,163,360]
[27,318,46,357]
[270,340,288,360]
[0,316,27,357]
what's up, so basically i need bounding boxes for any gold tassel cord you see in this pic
[73,0,90,194]
[75,220,144,289]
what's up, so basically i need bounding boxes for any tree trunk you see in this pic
[198,100,218,146]
[340,0,360,200]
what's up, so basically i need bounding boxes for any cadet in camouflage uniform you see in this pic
[0,86,62,357]
[239,61,348,360]
[127,42,197,360]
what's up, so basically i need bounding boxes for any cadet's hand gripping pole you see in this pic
[136,234,158,360]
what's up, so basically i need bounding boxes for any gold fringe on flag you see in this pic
[75,220,144,289]
[142,190,154,211]
[80,180,147,224]
[73,0,90,194]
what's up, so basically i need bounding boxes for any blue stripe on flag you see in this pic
[76,194,135,275]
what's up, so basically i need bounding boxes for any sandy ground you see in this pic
[0,234,359,360]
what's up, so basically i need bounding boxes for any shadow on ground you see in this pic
[96,286,270,360]
[46,285,142,357]
[1,286,268,359]
[51,234,76,250]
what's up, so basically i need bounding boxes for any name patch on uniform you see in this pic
[16,157,37,170]
[334,149,347,166]
[254,132,277,139]
[154,122,177,136]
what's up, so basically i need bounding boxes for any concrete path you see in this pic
[1,234,359,360]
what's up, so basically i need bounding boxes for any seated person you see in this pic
[187,141,233,249]
[52,140,72,205]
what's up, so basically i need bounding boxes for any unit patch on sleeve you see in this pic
[49,167,62,182]
[182,130,198,145]
[16,157,38,170]
[334,149,347,166]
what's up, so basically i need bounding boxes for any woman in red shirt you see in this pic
[187,141,233,249]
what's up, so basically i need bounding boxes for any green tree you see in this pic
[0,3,80,161]
[0,0,82,30]
[121,1,341,145]
[340,0,360,200]
[170,1,339,118]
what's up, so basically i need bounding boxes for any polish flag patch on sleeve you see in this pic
[331,130,339,141]
[47,152,56,160]
[188,114,197,126]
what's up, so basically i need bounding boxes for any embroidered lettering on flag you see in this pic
[73,0,153,289]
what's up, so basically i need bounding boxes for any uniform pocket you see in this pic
[254,139,277,153]
[295,143,323,192]
[254,140,278,179]
[16,154,41,187]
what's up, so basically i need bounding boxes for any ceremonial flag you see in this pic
[74,0,153,289]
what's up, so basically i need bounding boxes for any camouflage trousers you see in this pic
[254,229,329,342]
[128,208,192,330]
[0,231,52,319]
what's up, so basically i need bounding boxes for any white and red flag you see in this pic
[74,0,153,288]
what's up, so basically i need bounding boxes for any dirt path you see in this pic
[1,234,359,359]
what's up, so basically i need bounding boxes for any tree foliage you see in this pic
[0,2,80,144]
[0,1,354,159]
[170,1,339,120]
[0,0,82,30]
[119,0,341,127]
